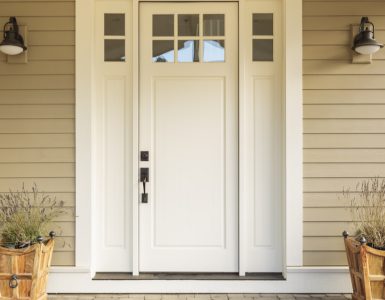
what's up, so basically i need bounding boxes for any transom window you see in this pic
[152,14,225,63]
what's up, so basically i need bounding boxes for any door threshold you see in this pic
[93,272,285,280]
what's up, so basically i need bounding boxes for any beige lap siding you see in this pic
[303,0,385,266]
[0,0,75,266]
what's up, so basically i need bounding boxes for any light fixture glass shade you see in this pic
[352,17,384,55]
[0,44,24,55]
[355,44,382,55]
[0,17,27,56]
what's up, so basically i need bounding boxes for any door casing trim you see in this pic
[75,0,303,279]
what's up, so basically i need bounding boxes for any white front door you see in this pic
[139,2,238,272]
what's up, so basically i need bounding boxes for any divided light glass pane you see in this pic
[203,14,225,36]
[104,14,125,36]
[252,39,273,61]
[153,15,174,37]
[252,13,273,36]
[104,40,125,62]
[203,40,225,62]
[153,40,174,62]
[178,14,199,36]
[178,40,199,62]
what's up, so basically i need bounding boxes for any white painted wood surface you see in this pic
[93,0,133,272]
[242,0,283,272]
[139,2,238,272]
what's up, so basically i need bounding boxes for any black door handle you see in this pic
[140,168,149,203]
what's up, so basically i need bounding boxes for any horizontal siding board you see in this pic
[304,193,349,208]
[304,134,385,148]
[27,46,75,61]
[0,17,75,31]
[304,105,385,119]
[0,120,74,133]
[304,208,351,222]
[56,221,75,237]
[304,178,374,193]
[0,2,75,17]
[53,237,75,251]
[0,61,74,75]
[304,75,385,90]
[0,75,74,90]
[303,46,354,60]
[0,134,74,148]
[0,105,74,119]
[304,149,385,163]
[29,31,75,46]
[304,90,385,104]
[304,222,354,237]
[304,30,385,46]
[0,149,74,162]
[303,31,350,46]
[304,237,345,251]
[303,2,385,16]
[304,163,385,177]
[0,90,74,105]
[303,252,347,266]
[51,251,74,266]
[304,120,385,134]
[0,178,75,192]
[0,163,75,177]
[304,61,385,75]
[303,16,385,30]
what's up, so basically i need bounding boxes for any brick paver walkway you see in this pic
[47,294,353,300]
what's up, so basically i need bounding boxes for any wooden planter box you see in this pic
[343,232,385,300]
[0,238,54,300]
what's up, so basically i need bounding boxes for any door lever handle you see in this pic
[140,168,149,203]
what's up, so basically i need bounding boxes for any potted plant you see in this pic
[342,178,385,300]
[0,184,64,300]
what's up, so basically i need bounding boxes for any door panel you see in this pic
[139,2,238,272]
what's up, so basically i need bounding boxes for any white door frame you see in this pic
[74,0,302,278]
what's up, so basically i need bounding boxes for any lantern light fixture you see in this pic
[352,17,384,55]
[0,17,27,56]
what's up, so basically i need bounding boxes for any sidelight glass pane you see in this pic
[178,40,199,62]
[203,14,225,36]
[104,14,125,36]
[252,13,273,36]
[203,40,224,62]
[153,40,174,62]
[104,39,125,62]
[178,14,199,36]
[252,39,273,61]
[153,15,174,37]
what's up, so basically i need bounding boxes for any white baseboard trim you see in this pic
[47,267,352,294]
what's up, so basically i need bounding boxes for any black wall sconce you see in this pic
[352,17,383,55]
[0,17,27,56]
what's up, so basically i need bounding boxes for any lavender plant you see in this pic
[344,178,385,249]
[0,184,65,247]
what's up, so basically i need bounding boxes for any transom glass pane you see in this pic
[203,14,224,36]
[104,14,125,36]
[153,15,174,37]
[252,13,273,36]
[203,40,225,62]
[252,39,273,61]
[153,40,174,62]
[178,40,199,62]
[178,14,199,36]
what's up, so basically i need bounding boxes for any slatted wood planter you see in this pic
[0,238,54,300]
[343,231,385,300]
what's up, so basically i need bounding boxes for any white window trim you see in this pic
[75,0,302,276]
